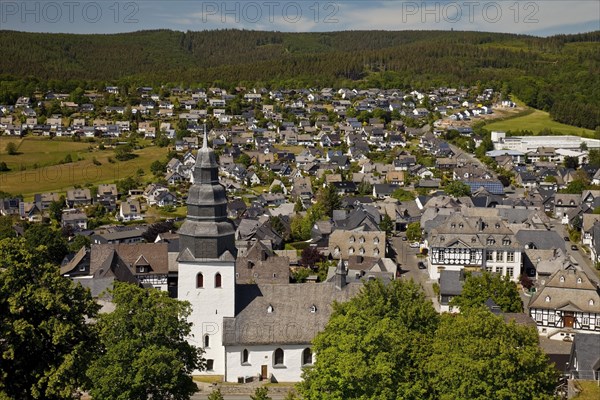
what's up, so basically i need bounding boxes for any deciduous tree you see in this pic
[406,222,422,242]
[450,271,523,313]
[444,180,471,197]
[5,142,17,155]
[425,308,557,400]
[87,283,204,400]
[300,246,324,269]
[315,185,341,218]
[23,224,68,265]
[299,279,439,400]
[0,238,100,399]
[379,213,394,236]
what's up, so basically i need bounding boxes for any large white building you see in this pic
[425,214,522,282]
[177,133,360,382]
[491,132,600,152]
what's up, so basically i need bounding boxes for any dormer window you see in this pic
[495,223,500,229]
[451,223,456,229]
[359,236,365,244]
[471,237,476,243]
[359,248,365,255]
[373,238,379,245]
[590,299,595,306]
[310,305,317,313]
[545,296,551,302]
[503,238,511,246]
[349,247,355,255]
[577,277,582,284]
[440,236,445,242]
[487,237,495,245]
[267,304,274,313]
[374,249,380,256]
[334,246,340,255]
[560,276,565,283]
[459,223,463,229]
[349,236,355,243]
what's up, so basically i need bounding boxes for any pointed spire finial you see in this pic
[202,123,208,150]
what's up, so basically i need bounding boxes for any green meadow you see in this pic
[484,109,595,137]
[0,137,168,198]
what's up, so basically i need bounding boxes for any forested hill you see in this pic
[0,29,599,129]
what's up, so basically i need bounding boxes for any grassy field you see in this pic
[574,380,600,400]
[484,109,595,137]
[0,139,168,198]
[0,136,99,170]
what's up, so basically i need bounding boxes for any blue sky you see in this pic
[1,1,598,36]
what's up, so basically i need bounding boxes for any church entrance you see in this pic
[261,365,268,381]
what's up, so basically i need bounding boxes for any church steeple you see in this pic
[334,259,347,290]
[178,127,237,260]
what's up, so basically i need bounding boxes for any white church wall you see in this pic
[178,260,236,375]
[225,344,314,383]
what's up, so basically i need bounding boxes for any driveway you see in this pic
[550,223,600,281]
[390,234,440,311]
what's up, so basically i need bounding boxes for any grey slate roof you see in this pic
[515,230,565,250]
[569,333,600,380]
[529,265,600,313]
[439,270,465,296]
[223,282,362,346]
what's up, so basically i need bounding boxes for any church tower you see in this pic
[177,128,237,375]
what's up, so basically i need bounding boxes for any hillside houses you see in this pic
[6,84,600,367]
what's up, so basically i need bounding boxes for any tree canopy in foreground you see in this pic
[0,238,99,400]
[299,279,557,400]
[86,282,204,400]
[426,308,557,400]
[451,271,524,313]
[299,279,439,399]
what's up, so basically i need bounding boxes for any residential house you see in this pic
[144,184,170,206]
[66,188,92,207]
[554,194,581,224]
[119,199,143,222]
[235,241,290,285]
[61,242,170,292]
[155,191,177,207]
[97,184,118,211]
[529,264,600,340]
[91,226,147,245]
[61,210,88,230]
[425,214,521,281]
[328,230,386,259]
[0,198,21,216]
[35,192,60,210]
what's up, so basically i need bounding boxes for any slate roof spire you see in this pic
[178,125,237,261]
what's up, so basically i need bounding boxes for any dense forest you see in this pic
[0,29,598,128]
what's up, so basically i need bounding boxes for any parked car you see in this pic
[417,261,426,269]
[571,244,578,251]
[409,242,420,248]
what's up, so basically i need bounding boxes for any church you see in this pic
[176,132,361,382]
